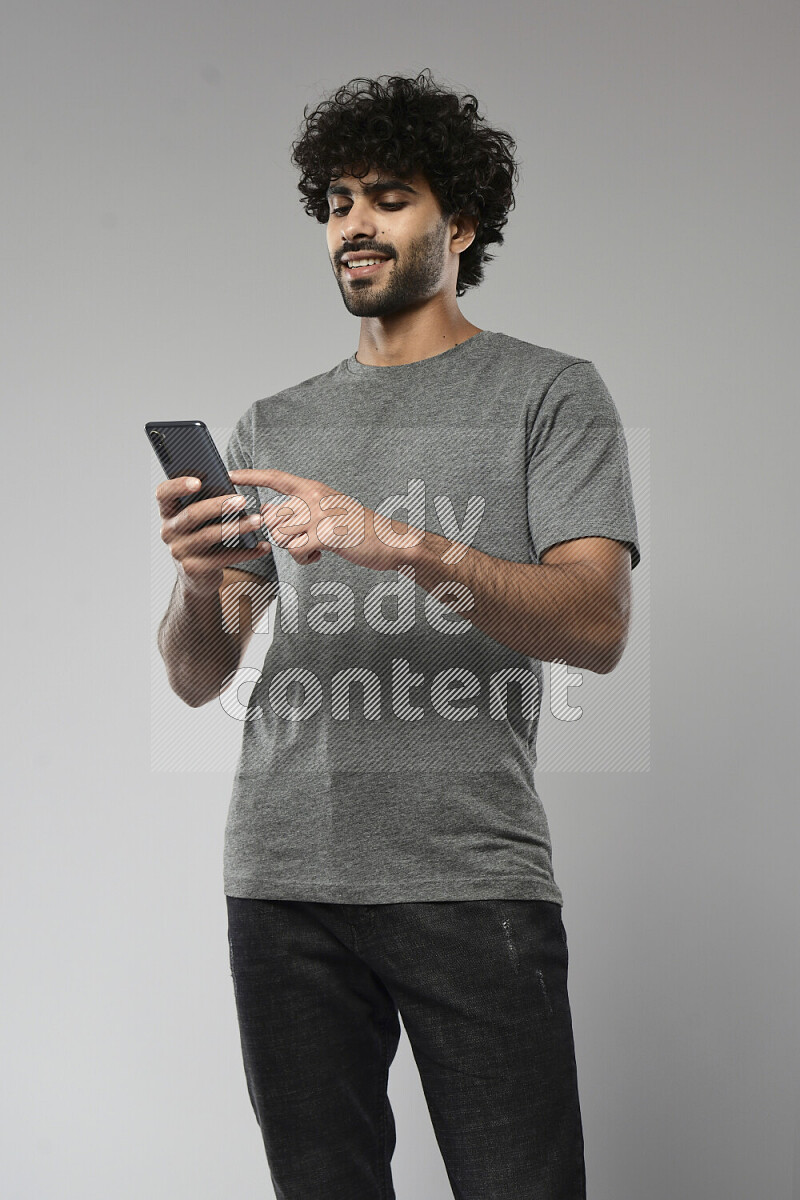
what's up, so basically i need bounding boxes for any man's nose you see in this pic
[341,201,377,243]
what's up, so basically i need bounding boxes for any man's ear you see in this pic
[450,212,478,254]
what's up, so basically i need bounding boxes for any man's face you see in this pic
[325,168,454,317]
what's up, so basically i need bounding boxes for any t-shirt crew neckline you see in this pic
[345,328,492,374]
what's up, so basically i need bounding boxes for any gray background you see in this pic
[1,1,797,1197]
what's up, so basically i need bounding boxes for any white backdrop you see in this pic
[2,2,798,1197]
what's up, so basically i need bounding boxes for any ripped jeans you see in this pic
[226,896,586,1200]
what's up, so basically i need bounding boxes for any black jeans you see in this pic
[226,895,586,1200]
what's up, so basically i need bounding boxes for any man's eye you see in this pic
[329,201,406,217]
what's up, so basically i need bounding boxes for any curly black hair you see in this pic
[290,70,519,297]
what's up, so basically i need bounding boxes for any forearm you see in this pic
[157,574,241,706]
[406,532,623,673]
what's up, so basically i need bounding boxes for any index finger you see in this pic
[155,475,202,518]
[229,467,309,493]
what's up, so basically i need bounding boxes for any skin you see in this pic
[156,163,633,706]
[324,166,482,365]
[231,468,632,672]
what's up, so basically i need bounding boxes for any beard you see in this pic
[333,217,450,317]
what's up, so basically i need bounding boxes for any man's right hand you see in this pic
[155,476,272,594]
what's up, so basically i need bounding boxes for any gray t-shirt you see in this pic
[222,329,640,904]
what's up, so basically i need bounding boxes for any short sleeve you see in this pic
[526,360,641,570]
[224,413,280,584]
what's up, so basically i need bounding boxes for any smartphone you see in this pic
[146,419,260,550]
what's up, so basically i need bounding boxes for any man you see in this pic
[156,70,640,1200]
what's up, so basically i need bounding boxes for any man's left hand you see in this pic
[229,468,429,572]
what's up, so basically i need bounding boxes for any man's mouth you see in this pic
[340,255,391,280]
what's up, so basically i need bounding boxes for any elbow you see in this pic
[590,616,631,675]
[168,674,212,708]
[163,662,218,708]
[590,646,623,675]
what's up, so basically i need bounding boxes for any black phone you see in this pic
[145,419,260,550]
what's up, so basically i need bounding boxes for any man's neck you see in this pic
[354,300,483,366]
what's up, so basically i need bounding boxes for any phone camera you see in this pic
[149,428,170,463]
